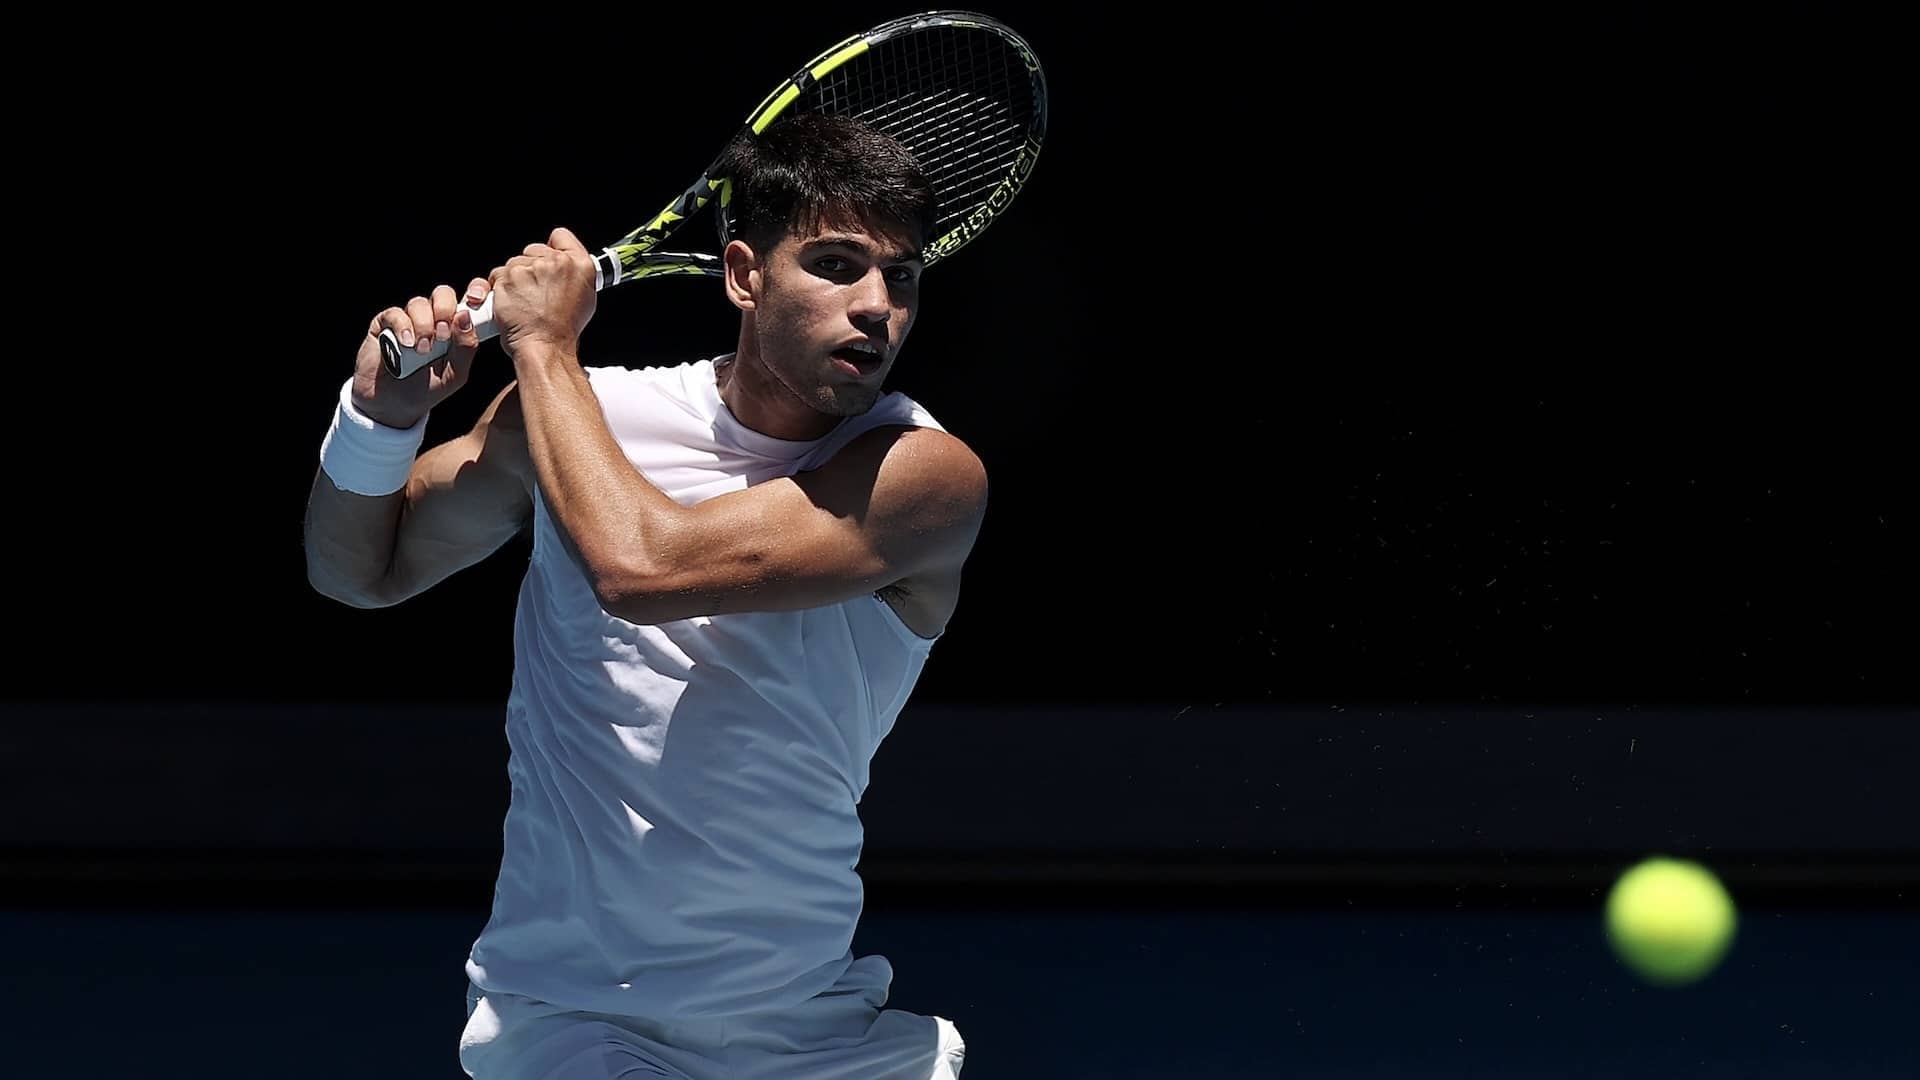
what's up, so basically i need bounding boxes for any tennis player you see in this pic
[304,114,981,1079]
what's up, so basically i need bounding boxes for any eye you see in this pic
[885,267,920,285]
[814,256,853,274]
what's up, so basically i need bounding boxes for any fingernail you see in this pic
[399,328,415,346]
[467,291,485,305]
[436,320,451,341]
[454,310,472,332]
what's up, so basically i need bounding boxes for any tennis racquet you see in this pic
[381,9,1047,378]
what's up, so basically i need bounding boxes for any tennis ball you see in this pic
[1604,856,1738,986]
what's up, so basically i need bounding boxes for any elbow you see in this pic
[587,559,652,623]
[308,575,388,610]
[588,554,682,624]
[305,557,396,610]
[592,585,663,625]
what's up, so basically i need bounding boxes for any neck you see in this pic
[717,322,841,441]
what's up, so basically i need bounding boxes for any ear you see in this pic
[723,239,760,312]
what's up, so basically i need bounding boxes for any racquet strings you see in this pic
[810,26,1036,245]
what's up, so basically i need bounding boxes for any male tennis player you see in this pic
[304,114,980,1079]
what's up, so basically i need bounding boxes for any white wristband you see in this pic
[318,378,427,496]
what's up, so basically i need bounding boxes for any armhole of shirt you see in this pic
[871,593,942,648]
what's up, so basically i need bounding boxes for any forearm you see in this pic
[511,344,680,603]
[304,469,408,607]
[304,410,527,608]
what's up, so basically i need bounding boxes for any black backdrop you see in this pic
[5,7,1910,890]
[19,4,1907,708]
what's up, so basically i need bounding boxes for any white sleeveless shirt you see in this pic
[464,356,945,1019]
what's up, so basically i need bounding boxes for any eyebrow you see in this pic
[804,234,925,265]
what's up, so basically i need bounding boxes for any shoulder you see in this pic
[820,424,988,521]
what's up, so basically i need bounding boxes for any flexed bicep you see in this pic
[592,425,987,626]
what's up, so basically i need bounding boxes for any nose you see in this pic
[847,266,894,327]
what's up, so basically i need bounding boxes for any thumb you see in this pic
[444,288,487,371]
[449,308,480,353]
[550,226,584,252]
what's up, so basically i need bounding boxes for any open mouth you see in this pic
[831,343,884,375]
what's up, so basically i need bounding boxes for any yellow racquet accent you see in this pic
[752,86,803,133]
[381,12,1044,381]
[810,40,871,81]
[750,37,872,133]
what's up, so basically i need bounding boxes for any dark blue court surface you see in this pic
[2,905,1912,1078]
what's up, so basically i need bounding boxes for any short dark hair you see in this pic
[715,112,937,256]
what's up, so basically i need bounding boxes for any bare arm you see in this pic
[305,276,532,608]
[305,381,532,608]
[484,227,988,631]
[600,420,987,624]
[514,344,985,623]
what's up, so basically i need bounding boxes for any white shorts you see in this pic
[458,955,965,1079]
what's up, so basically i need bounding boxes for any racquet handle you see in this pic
[377,256,616,379]
[377,292,499,380]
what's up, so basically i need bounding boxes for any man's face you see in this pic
[749,214,924,417]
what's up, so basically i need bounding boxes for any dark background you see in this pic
[5,3,1910,871]
[13,4,1908,710]
[4,7,1914,1077]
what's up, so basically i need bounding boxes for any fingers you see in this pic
[403,295,441,355]
[379,277,493,355]
[430,284,459,347]
[454,278,489,333]
[440,276,493,382]
[370,306,418,352]
[449,282,489,348]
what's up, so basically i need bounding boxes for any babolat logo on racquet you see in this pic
[381,9,1048,379]
[924,136,1043,263]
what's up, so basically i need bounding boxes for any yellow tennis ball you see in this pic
[1604,856,1738,986]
